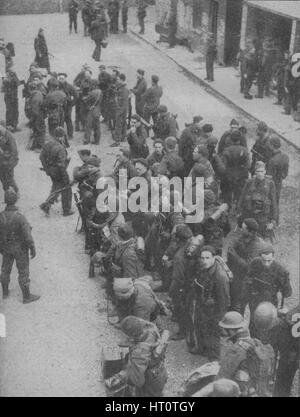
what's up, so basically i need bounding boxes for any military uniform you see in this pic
[40,137,72,214]
[267,149,289,207]
[243,50,258,99]
[127,124,148,159]
[187,259,231,358]
[44,89,67,136]
[59,81,78,139]
[34,32,50,72]
[98,69,112,122]
[146,149,165,168]
[250,134,273,175]
[0,126,18,193]
[0,204,35,296]
[90,11,108,62]
[158,150,184,178]
[246,257,292,337]
[221,144,250,208]
[237,176,278,239]
[142,84,163,126]
[218,129,247,155]
[3,68,20,130]
[84,87,102,144]
[111,238,144,279]
[68,0,79,33]
[178,124,202,176]
[108,1,120,34]
[153,112,177,141]
[29,88,46,149]
[132,77,147,116]
[113,81,129,143]
[227,234,265,313]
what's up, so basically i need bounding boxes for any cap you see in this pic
[219,311,246,329]
[134,158,149,169]
[270,135,281,149]
[54,126,66,137]
[202,124,213,133]
[207,136,218,147]
[165,136,177,150]
[151,74,159,83]
[118,223,134,240]
[255,161,266,171]
[243,218,259,233]
[113,278,135,300]
[120,316,145,339]
[137,69,145,76]
[158,104,168,113]
[200,245,216,256]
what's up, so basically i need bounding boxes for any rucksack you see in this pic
[238,338,274,397]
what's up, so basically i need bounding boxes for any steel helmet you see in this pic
[254,302,278,331]
[219,311,246,329]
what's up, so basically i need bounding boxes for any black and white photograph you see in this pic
[0,0,299,399]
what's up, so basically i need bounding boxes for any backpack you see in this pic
[238,338,274,397]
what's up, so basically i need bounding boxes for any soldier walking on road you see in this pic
[34,29,50,73]
[90,4,108,62]
[40,127,74,217]
[0,189,40,304]
[68,0,79,34]
[0,124,19,194]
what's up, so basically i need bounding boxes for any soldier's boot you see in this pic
[21,285,40,304]
[1,282,9,299]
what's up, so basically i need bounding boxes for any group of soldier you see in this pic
[239,37,300,120]
[0,4,299,398]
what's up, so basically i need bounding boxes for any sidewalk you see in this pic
[130,10,300,150]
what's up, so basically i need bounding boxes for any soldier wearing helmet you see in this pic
[0,189,40,303]
[254,302,300,397]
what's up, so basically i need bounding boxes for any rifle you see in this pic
[44,185,71,206]
[251,148,266,161]
[74,193,84,233]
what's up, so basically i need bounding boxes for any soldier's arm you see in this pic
[19,215,35,252]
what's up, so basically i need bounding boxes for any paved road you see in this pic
[0,13,299,396]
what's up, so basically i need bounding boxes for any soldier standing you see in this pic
[245,245,292,337]
[68,0,79,34]
[178,115,203,176]
[34,29,50,73]
[121,0,129,33]
[108,0,120,34]
[39,127,74,216]
[0,189,40,304]
[238,161,277,240]
[83,79,102,145]
[142,74,163,127]
[58,73,78,140]
[111,73,129,147]
[0,124,19,193]
[28,81,46,151]
[127,114,148,159]
[2,65,23,132]
[44,79,66,137]
[218,119,247,155]
[205,35,217,82]
[131,69,147,116]
[267,136,289,211]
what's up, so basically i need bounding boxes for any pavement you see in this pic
[130,7,300,150]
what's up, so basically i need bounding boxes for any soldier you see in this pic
[245,245,292,337]
[221,131,250,209]
[131,69,147,116]
[137,0,147,34]
[187,246,231,358]
[90,4,108,62]
[153,105,177,141]
[0,124,19,193]
[111,73,129,147]
[168,224,193,340]
[218,311,274,397]
[254,302,300,397]
[112,148,137,184]
[73,64,92,131]
[218,119,247,155]
[142,75,163,126]
[205,35,217,82]
[76,68,94,131]
[58,73,78,140]
[0,38,14,74]
[227,218,265,313]
[83,79,102,145]
[28,81,46,151]
[206,136,226,181]
[127,114,148,159]
[267,136,289,209]
[105,316,168,396]
[113,277,164,322]
[39,127,74,216]
[108,0,120,34]
[82,0,93,37]
[34,29,50,73]
[158,136,184,178]
[250,122,272,174]
[238,161,277,240]
[178,115,203,176]
[98,64,112,123]
[68,0,79,34]
[2,65,23,132]
[0,189,40,304]
[243,43,258,100]
[146,139,165,169]
[121,0,129,33]
[44,79,66,137]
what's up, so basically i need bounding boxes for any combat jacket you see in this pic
[218,130,247,155]
[0,127,18,169]
[59,82,78,107]
[222,144,250,181]
[116,82,129,112]
[113,238,144,279]
[132,77,147,108]
[178,124,202,165]
[153,113,177,140]
[267,150,289,186]
[127,125,148,159]
[40,139,69,182]
[3,70,20,97]
[143,85,163,112]
[0,205,35,254]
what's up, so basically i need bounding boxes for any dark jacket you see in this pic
[0,127,18,169]
[222,144,250,181]
[40,139,69,182]
[158,150,184,177]
[154,113,177,140]
[34,34,50,70]
[132,77,147,109]
[178,124,202,167]
[267,150,289,186]
[127,125,148,159]
[116,82,129,113]
[114,238,144,279]
[143,85,163,112]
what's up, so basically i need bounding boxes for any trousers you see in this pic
[5,94,19,129]
[0,166,18,193]
[1,249,30,288]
